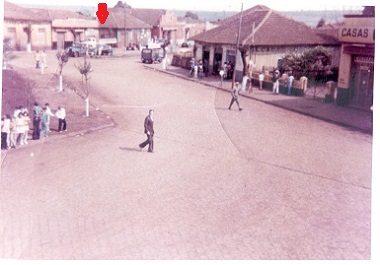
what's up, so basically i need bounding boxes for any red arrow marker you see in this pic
[96,3,109,24]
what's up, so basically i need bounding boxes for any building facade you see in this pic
[192,5,341,81]
[4,1,51,51]
[99,10,152,49]
[336,7,375,109]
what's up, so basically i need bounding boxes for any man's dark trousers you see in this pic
[33,117,41,139]
[58,118,67,132]
[139,134,154,152]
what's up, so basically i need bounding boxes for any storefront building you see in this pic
[336,7,375,109]
[191,5,341,81]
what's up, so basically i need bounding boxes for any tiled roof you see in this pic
[110,8,166,27]
[191,5,340,46]
[99,11,151,29]
[4,1,87,22]
[191,8,269,45]
[52,18,99,28]
[4,1,49,21]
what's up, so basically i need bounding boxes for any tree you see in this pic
[239,45,249,76]
[56,50,69,92]
[362,6,375,16]
[278,45,332,79]
[75,54,93,117]
[316,18,326,28]
[185,11,199,20]
[114,1,131,8]
[2,38,17,69]
[23,23,32,52]
[278,45,333,98]
[78,8,94,19]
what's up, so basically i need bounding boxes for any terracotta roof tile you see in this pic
[110,8,166,27]
[4,1,87,22]
[4,1,48,21]
[99,11,151,29]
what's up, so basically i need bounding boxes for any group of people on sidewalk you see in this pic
[1,102,67,150]
[189,58,209,79]
[272,69,294,95]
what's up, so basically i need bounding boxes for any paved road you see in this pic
[0,53,372,259]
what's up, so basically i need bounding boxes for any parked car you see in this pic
[81,37,97,48]
[141,47,163,64]
[96,43,113,56]
[65,43,96,58]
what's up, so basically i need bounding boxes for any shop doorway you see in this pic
[213,52,222,75]
[350,57,374,109]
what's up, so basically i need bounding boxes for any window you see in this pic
[8,27,16,33]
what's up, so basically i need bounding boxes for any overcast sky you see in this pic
[5,0,377,12]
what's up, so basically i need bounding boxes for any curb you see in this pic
[144,65,372,135]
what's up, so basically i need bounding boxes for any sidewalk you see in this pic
[144,62,373,135]
[1,52,115,165]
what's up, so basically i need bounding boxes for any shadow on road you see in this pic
[119,147,141,152]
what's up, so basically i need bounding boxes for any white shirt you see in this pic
[259,73,264,81]
[45,106,55,117]
[13,109,21,118]
[55,108,66,119]
[1,118,10,133]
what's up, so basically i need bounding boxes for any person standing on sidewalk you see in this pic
[55,106,67,133]
[9,117,17,149]
[139,109,154,153]
[287,72,294,95]
[40,108,49,137]
[45,103,55,132]
[219,69,225,87]
[15,112,25,145]
[32,102,43,140]
[259,72,264,90]
[22,112,31,145]
[1,115,11,150]
[35,50,40,69]
[272,69,280,94]
[41,50,47,68]
[229,82,243,111]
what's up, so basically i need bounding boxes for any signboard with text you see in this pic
[339,27,375,44]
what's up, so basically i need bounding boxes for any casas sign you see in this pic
[339,27,375,43]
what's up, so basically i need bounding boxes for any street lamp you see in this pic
[232,3,244,88]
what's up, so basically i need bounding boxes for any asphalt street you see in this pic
[0,52,373,259]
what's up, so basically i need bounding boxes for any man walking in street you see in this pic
[139,109,154,153]
[55,106,67,133]
[229,82,243,111]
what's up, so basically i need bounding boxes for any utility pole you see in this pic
[124,2,127,49]
[232,3,244,88]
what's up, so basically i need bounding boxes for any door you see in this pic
[7,27,17,50]
[37,28,47,49]
[350,59,374,109]
[57,32,65,50]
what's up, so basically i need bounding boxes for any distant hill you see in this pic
[19,3,362,28]
[282,10,362,27]
[174,9,362,27]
